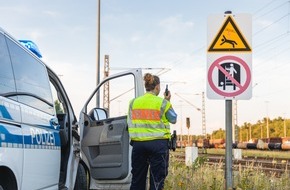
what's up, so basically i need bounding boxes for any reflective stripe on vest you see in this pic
[127,93,171,141]
[131,109,160,121]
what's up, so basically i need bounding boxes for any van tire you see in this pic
[74,163,88,190]
[0,168,17,190]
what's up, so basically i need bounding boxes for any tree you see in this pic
[209,116,290,142]
[54,100,64,114]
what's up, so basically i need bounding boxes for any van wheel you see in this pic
[0,169,17,190]
[74,164,88,190]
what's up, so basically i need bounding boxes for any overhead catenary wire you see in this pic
[254,13,289,35]
[156,0,290,137]
[252,0,278,16]
[253,1,288,20]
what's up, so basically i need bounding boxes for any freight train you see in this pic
[177,137,290,150]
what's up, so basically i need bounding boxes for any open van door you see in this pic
[79,68,144,189]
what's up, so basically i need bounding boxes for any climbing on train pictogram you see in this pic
[218,62,240,90]
[207,55,251,98]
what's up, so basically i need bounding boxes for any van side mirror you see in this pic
[90,108,108,120]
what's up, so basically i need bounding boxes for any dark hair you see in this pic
[144,73,160,91]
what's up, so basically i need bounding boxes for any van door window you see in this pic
[50,83,65,114]
[87,74,135,118]
[6,37,54,115]
[0,33,16,95]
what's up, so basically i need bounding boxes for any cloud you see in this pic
[43,10,60,18]
[158,15,194,34]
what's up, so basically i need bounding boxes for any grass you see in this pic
[164,149,290,190]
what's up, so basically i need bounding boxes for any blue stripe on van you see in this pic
[0,125,61,149]
[0,105,12,120]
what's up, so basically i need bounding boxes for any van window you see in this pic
[50,82,65,114]
[0,33,16,95]
[6,37,54,115]
[87,73,135,118]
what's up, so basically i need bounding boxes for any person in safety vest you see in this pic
[127,73,177,190]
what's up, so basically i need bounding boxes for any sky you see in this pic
[1,0,290,136]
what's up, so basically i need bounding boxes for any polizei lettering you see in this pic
[30,128,55,146]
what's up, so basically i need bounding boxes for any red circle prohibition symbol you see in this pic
[208,55,251,97]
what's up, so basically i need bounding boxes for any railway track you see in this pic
[171,152,290,176]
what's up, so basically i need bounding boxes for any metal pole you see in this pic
[201,92,206,138]
[225,100,233,189]
[96,0,101,107]
[265,101,269,138]
[224,10,233,189]
[180,101,183,149]
[249,124,252,141]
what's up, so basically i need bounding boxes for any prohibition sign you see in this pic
[208,55,251,97]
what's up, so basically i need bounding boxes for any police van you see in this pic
[0,26,145,189]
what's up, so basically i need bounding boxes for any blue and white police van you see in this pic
[0,27,85,190]
[0,26,146,190]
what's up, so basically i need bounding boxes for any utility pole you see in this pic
[103,55,110,112]
[201,92,206,138]
[233,100,238,143]
[96,0,101,107]
[179,100,183,148]
[265,101,269,138]
[249,124,252,141]
[284,114,287,137]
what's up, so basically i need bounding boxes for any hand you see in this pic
[164,90,171,101]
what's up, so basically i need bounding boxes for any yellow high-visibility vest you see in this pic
[127,93,171,141]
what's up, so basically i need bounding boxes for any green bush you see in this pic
[164,154,290,190]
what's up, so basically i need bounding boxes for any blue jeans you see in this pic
[130,139,169,190]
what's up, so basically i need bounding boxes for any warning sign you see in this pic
[207,55,251,99]
[208,15,251,52]
[207,13,252,100]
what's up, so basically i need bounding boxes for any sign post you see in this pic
[225,100,233,189]
[186,117,190,145]
[207,11,252,189]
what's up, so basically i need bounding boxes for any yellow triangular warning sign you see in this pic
[208,15,251,52]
